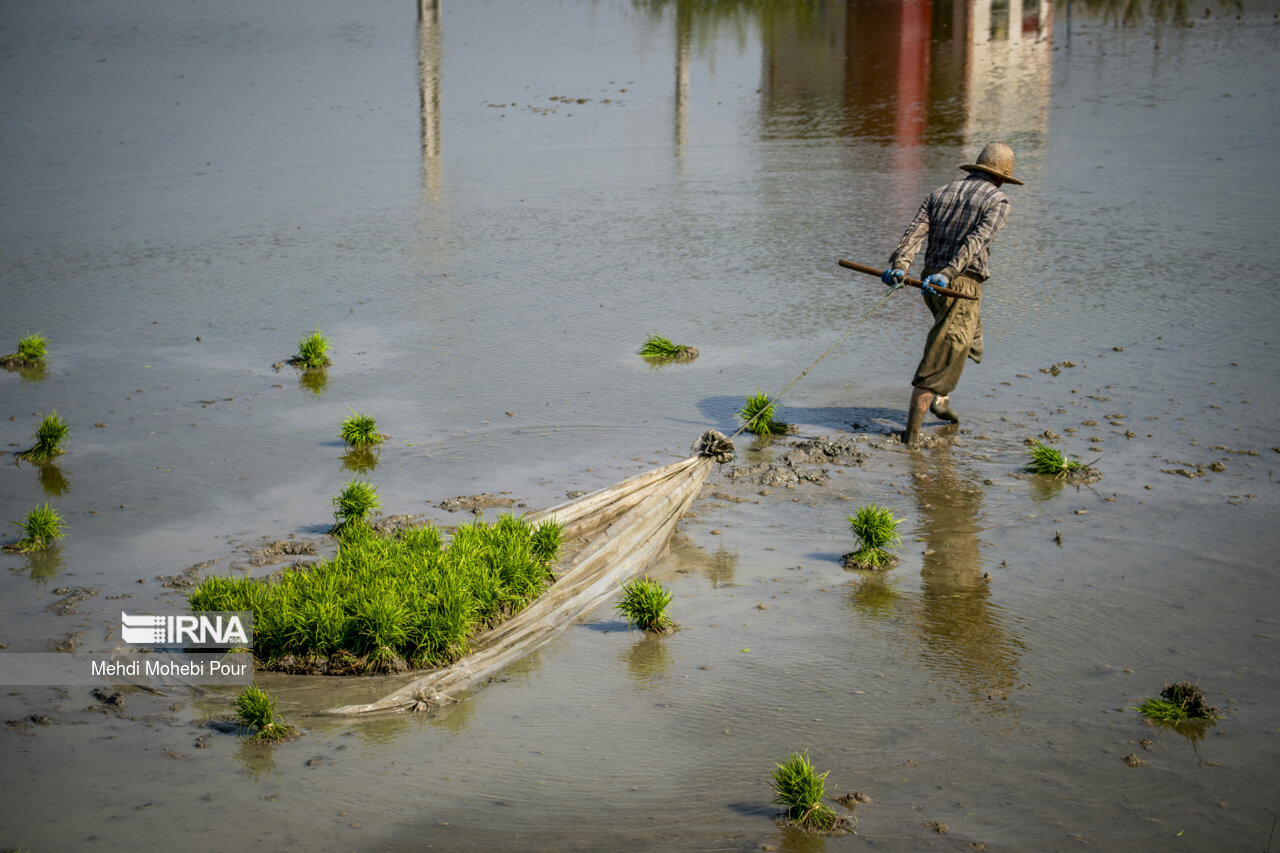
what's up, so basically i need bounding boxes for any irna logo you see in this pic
[121,612,253,648]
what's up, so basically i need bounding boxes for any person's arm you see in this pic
[888,198,931,275]
[937,196,1009,281]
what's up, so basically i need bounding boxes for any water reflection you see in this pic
[340,447,380,475]
[624,632,675,681]
[298,368,328,397]
[233,737,279,783]
[907,444,1025,709]
[1068,0,1242,26]
[36,462,71,497]
[22,548,65,585]
[847,570,899,618]
[640,0,1053,152]
[418,0,444,202]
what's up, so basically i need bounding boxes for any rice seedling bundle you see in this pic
[638,334,698,362]
[18,333,48,361]
[293,328,332,369]
[844,503,903,569]
[8,502,67,552]
[191,514,563,673]
[1,333,47,367]
[332,480,380,529]
[738,390,790,436]
[771,751,840,831]
[1134,681,1218,722]
[615,576,676,633]
[234,684,298,742]
[339,413,382,448]
[20,411,69,462]
[1023,441,1085,478]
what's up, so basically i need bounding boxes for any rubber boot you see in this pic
[930,395,959,423]
[904,399,927,447]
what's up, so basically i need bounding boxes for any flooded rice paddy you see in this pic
[2,0,1278,849]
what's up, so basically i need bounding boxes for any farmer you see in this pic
[881,141,1022,447]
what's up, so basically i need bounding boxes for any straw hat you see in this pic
[960,141,1024,185]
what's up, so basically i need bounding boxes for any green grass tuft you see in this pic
[771,751,840,831]
[845,503,903,569]
[234,684,298,742]
[294,327,332,369]
[18,333,48,362]
[191,513,563,674]
[738,390,790,436]
[19,411,70,462]
[615,576,676,633]
[9,502,67,552]
[1023,441,1085,478]
[339,412,382,448]
[332,480,380,529]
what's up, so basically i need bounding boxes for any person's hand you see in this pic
[922,273,948,296]
[881,268,906,291]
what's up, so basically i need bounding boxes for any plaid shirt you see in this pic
[889,173,1010,281]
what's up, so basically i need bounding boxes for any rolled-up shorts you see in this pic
[911,270,983,396]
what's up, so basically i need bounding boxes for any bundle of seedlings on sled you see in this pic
[1,332,48,367]
[189,513,564,674]
[770,751,847,832]
[1133,681,1219,723]
[615,576,676,634]
[738,390,791,436]
[339,412,382,448]
[843,503,903,570]
[331,479,380,531]
[18,411,70,462]
[638,333,698,362]
[234,684,298,743]
[5,502,67,553]
[291,327,332,369]
[1023,441,1092,479]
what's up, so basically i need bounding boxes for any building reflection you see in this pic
[758,0,1053,147]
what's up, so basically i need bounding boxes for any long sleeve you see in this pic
[889,198,931,274]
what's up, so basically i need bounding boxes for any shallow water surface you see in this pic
[2,0,1278,850]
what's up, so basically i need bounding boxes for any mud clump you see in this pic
[246,540,318,566]
[46,587,98,616]
[438,493,516,513]
[728,435,866,487]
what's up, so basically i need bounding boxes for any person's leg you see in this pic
[904,385,933,446]
[910,272,982,432]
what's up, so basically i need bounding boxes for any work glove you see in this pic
[921,273,948,296]
[881,268,906,291]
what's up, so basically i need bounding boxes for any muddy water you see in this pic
[2,0,1278,849]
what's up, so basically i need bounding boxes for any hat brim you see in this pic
[961,164,1024,185]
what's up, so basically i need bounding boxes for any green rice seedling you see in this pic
[531,518,564,565]
[339,412,382,448]
[8,502,67,552]
[615,576,676,634]
[18,333,48,362]
[1023,441,1085,478]
[332,479,380,529]
[771,751,840,831]
[233,684,298,743]
[192,513,560,674]
[20,411,70,462]
[844,503,903,569]
[639,333,697,362]
[293,327,332,369]
[1133,681,1218,722]
[738,390,790,436]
